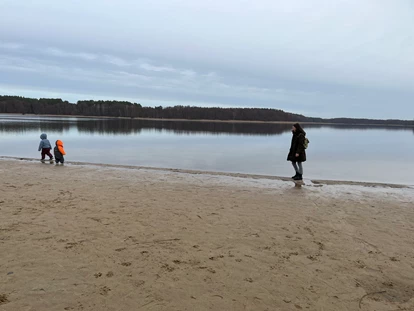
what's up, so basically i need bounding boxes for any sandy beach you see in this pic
[0,159,413,311]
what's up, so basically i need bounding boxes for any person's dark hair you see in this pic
[293,123,306,135]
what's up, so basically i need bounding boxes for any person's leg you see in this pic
[46,148,53,159]
[293,162,304,180]
[298,162,303,175]
[41,149,46,160]
[291,162,299,178]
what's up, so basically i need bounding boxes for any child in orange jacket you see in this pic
[54,140,66,164]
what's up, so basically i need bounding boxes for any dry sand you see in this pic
[0,159,413,311]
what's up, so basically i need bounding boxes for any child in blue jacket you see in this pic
[38,133,54,161]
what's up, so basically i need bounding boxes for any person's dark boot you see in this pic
[292,172,299,179]
[293,174,303,180]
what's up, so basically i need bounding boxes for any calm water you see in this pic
[1,115,413,185]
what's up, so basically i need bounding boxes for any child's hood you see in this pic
[40,133,47,140]
[56,140,66,155]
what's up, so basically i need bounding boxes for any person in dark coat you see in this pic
[287,123,307,180]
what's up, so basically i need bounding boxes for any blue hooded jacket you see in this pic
[38,133,52,151]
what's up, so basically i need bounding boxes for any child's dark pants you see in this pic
[41,148,53,160]
[55,157,64,164]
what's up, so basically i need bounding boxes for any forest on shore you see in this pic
[1,95,413,126]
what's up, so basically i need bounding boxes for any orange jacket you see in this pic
[56,140,66,155]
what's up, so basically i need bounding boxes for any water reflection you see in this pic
[0,115,413,136]
[0,115,413,184]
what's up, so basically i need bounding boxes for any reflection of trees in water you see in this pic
[0,117,413,136]
[80,120,294,136]
[0,120,72,134]
[0,118,293,135]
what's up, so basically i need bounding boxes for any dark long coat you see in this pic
[287,132,307,162]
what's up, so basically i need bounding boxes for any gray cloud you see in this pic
[0,0,413,118]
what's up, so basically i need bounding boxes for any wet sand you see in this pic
[0,159,413,310]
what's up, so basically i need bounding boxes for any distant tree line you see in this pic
[0,95,413,126]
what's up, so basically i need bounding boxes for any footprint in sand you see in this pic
[0,294,9,305]
[304,227,314,236]
[65,242,78,249]
[133,280,145,287]
[99,286,111,296]
[355,260,366,268]
[162,264,175,272]
[313,241,325,250]
[282,252,299,260]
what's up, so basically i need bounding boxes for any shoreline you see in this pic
[1,113,413,128]
[1,156,412,188]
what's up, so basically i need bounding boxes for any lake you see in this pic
[0,114,413,185]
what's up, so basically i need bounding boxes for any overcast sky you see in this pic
[0,0,413,118]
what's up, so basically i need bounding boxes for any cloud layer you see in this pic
[0,0,413,118]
